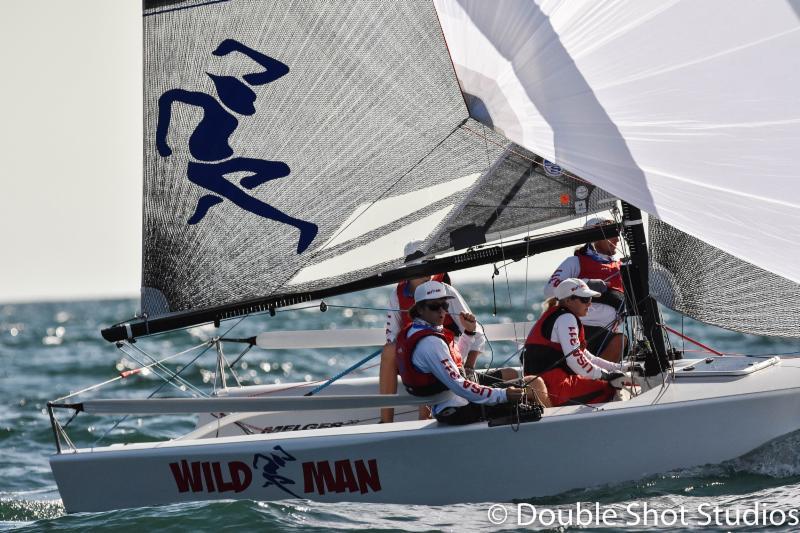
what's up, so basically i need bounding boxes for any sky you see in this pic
[0,1,142,303]
[0,0,587,304]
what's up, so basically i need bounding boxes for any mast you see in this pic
[619,202,670,376]
[102,223,618,342]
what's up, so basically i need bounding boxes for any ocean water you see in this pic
[1,281,799,531]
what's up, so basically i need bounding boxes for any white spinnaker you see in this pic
[435,0,800,283]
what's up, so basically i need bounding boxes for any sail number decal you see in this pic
[168,445,382,497]
[155,39,317,253]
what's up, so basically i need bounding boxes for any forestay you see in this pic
[435,0,800,284]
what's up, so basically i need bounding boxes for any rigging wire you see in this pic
[461,125,594,185]
[123,341,207,397]
[491,264,498,316]
[54,341,212,403]
[519,223,533,381]
[245,362,382,398]
[681,313,686,355]
[613,207,674,385]
[119,345,206,399]
[91,317,248,447]
[611,208,657,378]
[497,230,522,343]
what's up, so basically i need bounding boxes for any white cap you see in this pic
[554,278,601,300]
[413,280,453,304]
[403,240,425,258]
[584,216,613,228]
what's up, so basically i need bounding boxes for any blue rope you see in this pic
[304,348,383,396]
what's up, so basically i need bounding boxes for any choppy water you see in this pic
[1,281,799,531]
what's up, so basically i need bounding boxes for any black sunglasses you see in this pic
[572,296,592,304]
[425,301,450,312]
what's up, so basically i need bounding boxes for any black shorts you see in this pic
[434,369,511,426]
[584,325,618,355]
[434,403,514,425]
[476,368,507,387]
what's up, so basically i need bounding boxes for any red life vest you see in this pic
[522,306,586,376]
[396,274,458,333]
[396,323,463,396]
[575,249,624,292]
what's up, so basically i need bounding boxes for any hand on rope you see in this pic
[459,311,477,336]
[506,387,527,403]
[463,366,479,382]
[601,370,628,389]
[504,374,551,408]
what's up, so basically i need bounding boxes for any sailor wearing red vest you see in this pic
[385,273,467,341]
[379,241,487,423]
[545,217,626,362]
[525,278,627,406]
[397,280,550,425]
[379,274,487,422]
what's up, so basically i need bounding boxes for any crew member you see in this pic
[524,278,627,406]
[397,280,550,426]
[544,217,626,362]
[379,244,487,423]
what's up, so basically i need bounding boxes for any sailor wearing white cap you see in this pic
[524,278,627,406]
[544,217,627,361]
[378,241,485,423]
[395,281,550,425]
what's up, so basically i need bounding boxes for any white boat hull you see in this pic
[51,356,800,512]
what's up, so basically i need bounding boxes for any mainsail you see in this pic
[434,0,800,284]
[138,0,611,322]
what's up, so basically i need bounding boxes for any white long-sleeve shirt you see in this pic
[550,312,623,379]
[405,319,507,415]
[385,282,485,354]
[544,254,621,329]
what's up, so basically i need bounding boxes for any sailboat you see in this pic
[47,0,800,513]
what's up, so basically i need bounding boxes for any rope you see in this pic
[124,341,207,397]
[246,362,381,398]
[92,317,247,446]
[54,341,211,402]
[660,323,723,355]
[304,348,382,396]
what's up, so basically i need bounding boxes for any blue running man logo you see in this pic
[155,39,318,254]
[253,445,300,498]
